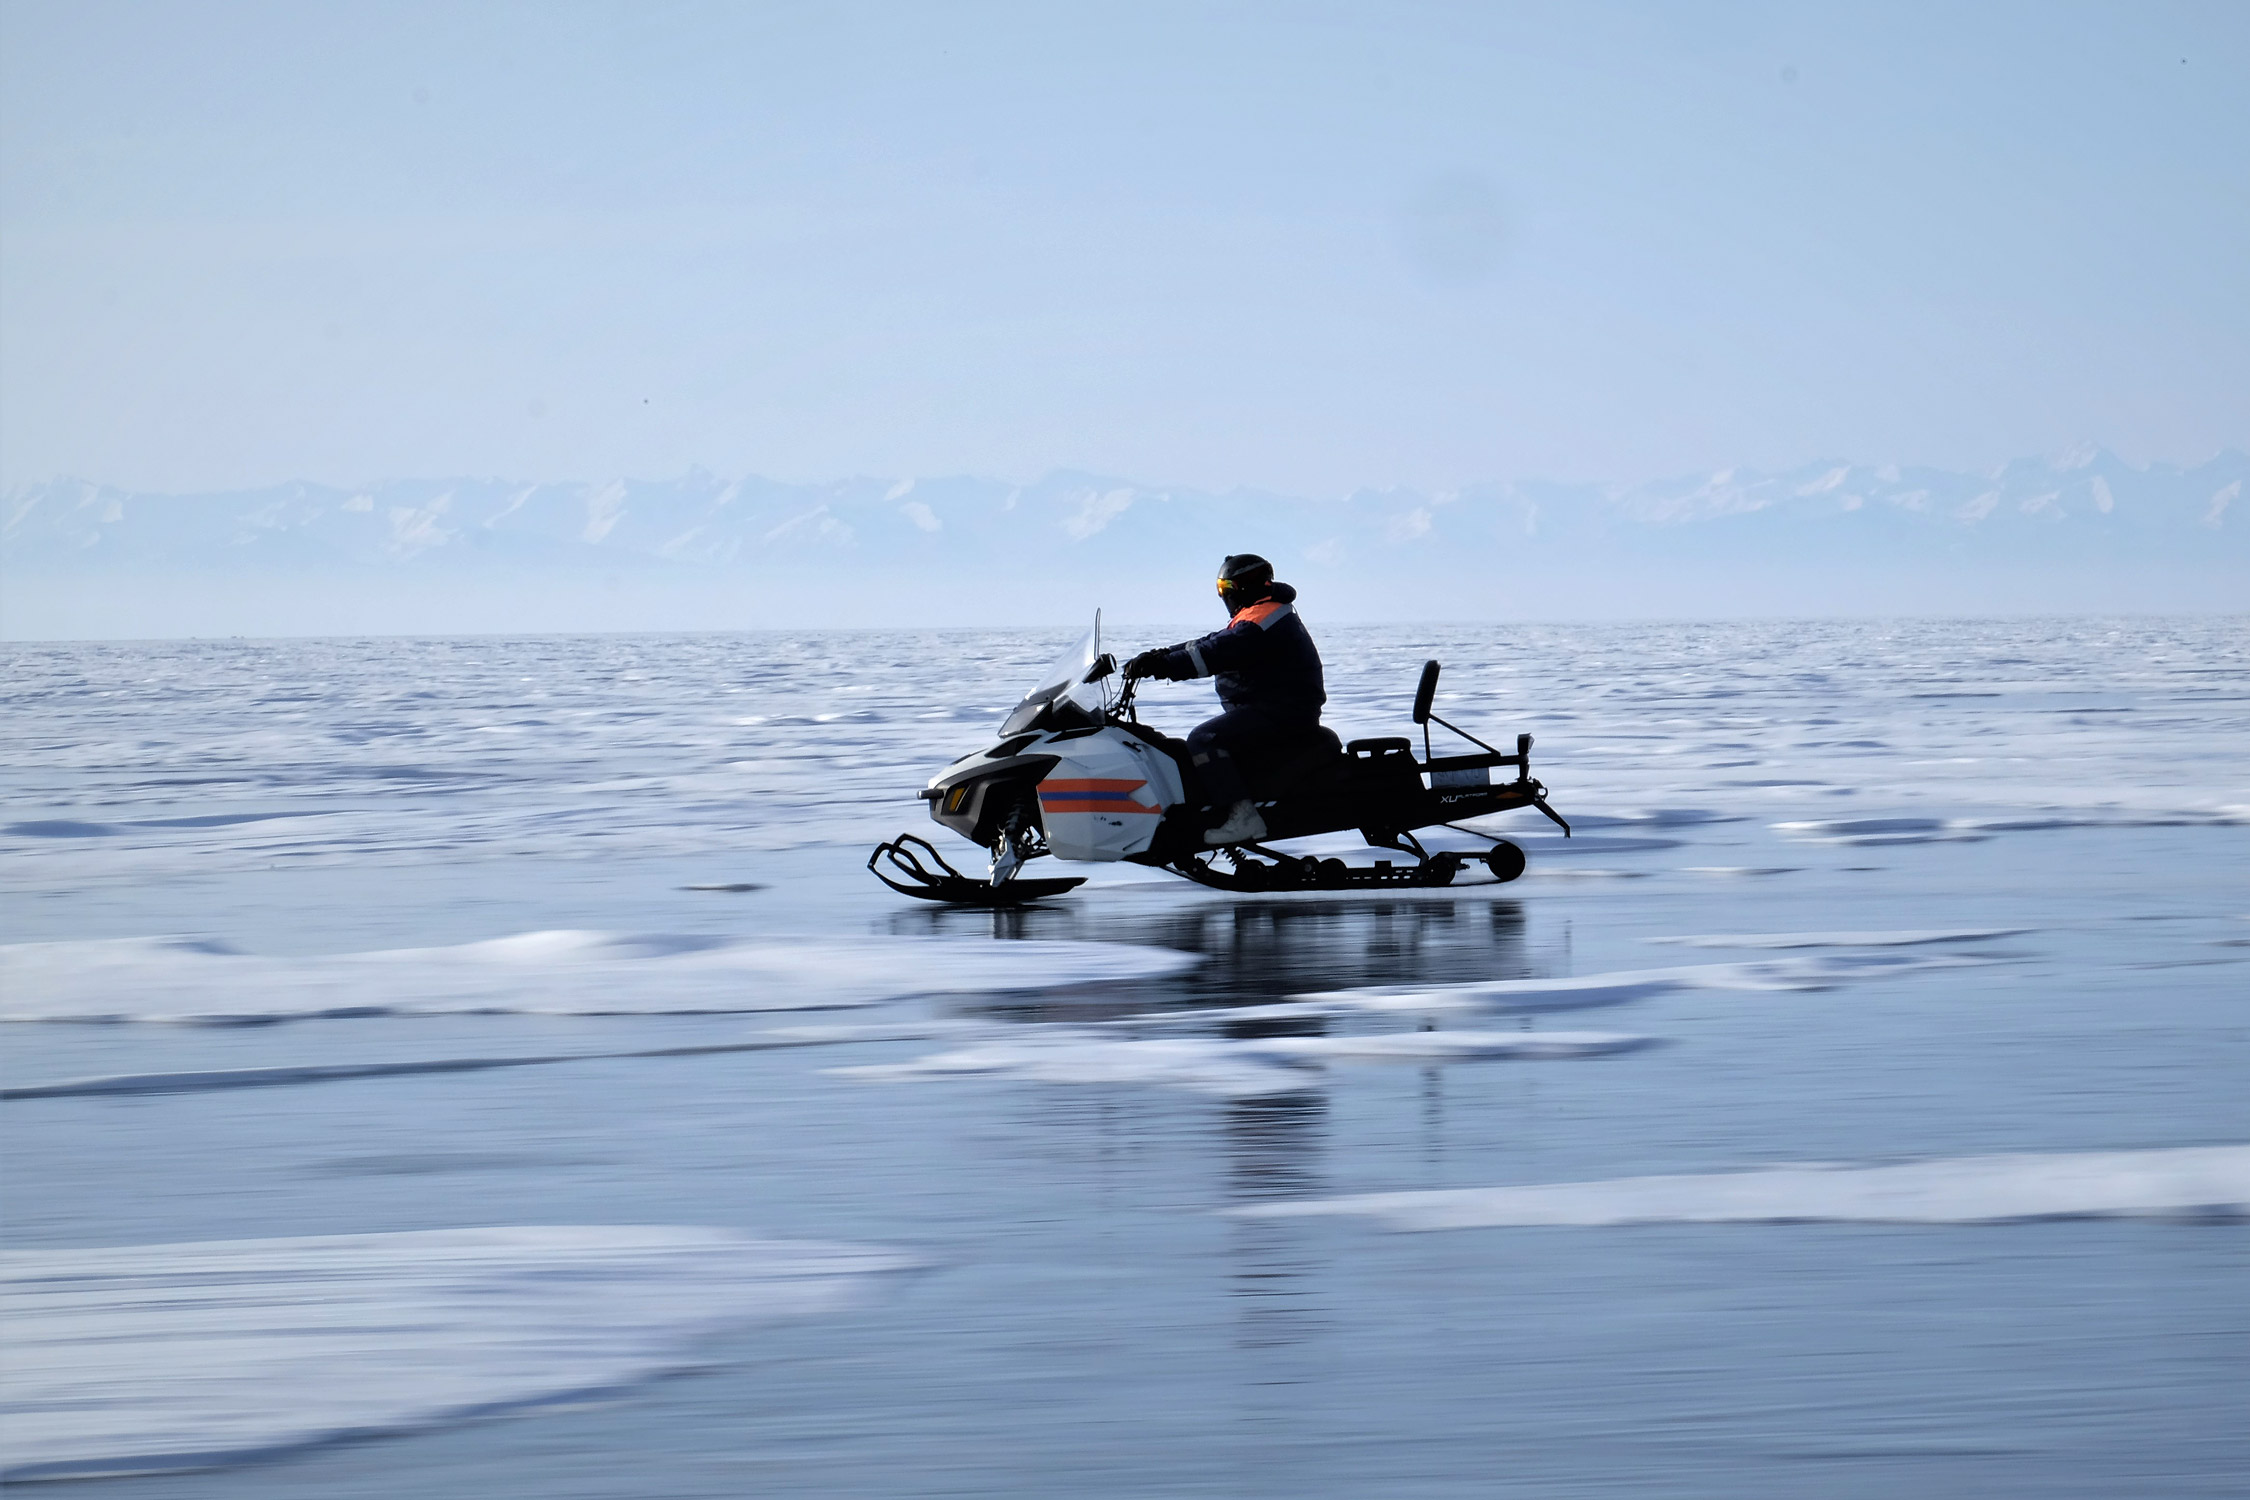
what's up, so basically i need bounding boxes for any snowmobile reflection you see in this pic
[869,610,1570,904]
[889,897,1531,1023]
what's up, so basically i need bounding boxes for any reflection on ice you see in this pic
[1237,1145,2250,1229]
[897,897,1534,1012]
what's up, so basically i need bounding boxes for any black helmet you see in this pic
[1216,553,1274,615]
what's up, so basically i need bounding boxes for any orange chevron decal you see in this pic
[1039,776,1161,815]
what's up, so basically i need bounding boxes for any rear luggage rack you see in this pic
[1411,660,1570,834]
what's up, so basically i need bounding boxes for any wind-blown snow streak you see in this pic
[1647,929,2028,949]
[0,1226,918,1482]
[835,1028,1650,1096]
[0,932,1198,1025]
[1281,953,1988,1017]
[1234,1145,2250,1229]
[0,1022,996,1101]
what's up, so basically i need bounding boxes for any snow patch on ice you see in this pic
[1488,834,1683,855]
[1234,1145,2250,1229]
[1771,817,1980,846]
[1524,868,1651,880]
[837,1033,1319,1096]
[1287,953,1988,1016]
[1564,809,1745,829]
[0,1226,917,1482]
[834,1027,1648,1096]
[1778,809,2250,844]
[0,932,1199,1025]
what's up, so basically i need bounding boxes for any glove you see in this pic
[1124,648,1174,681]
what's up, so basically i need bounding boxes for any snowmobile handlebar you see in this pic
[1111,670,1143,721]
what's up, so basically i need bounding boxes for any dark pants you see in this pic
[1186,707,1315,808]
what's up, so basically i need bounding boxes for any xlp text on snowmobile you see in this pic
[869,614,1569,905]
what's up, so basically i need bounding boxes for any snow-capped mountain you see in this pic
[5,450,2243,636]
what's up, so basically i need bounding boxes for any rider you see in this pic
[1123,553,1326,846]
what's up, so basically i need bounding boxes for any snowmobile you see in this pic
[869,613,1569,906]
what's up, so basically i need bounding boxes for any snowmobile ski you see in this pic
[868,833,1086,906]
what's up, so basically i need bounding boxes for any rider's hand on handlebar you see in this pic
[1124,648,1172,681]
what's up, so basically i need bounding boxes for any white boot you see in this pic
[1204,800,1267,846]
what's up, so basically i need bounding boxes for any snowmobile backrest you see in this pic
[1412,660,1441,724]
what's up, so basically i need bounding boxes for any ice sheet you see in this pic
[1236,1145,2250,1229]
[833,1027,1650,1096]
[0,1226,917,1482]
[7,621,2245,883]
[3,621,2248,1496]
[0,931,1198,1025]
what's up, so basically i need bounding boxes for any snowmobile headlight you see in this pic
[944,785,971,814]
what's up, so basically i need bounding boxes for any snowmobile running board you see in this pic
[868,833,1087,906]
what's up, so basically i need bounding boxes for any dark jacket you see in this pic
[1155,583,1326,721]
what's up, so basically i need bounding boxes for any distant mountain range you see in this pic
[5,449,2244,637]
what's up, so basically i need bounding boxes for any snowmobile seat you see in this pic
[1242,725,1344,798]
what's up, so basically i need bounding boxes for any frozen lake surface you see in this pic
[4,618,2248,1495]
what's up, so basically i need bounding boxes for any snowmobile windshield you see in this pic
[1000,613,1105,736]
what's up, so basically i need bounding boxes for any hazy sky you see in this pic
[3,0,2244,496]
